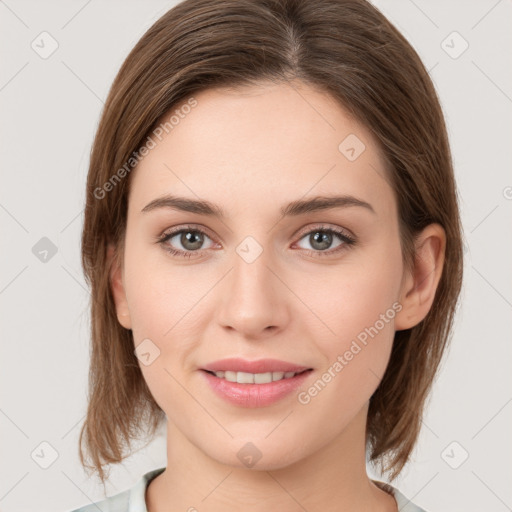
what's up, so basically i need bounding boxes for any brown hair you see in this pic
[79,0,464,485]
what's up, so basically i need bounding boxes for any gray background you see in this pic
[1,1,511,511]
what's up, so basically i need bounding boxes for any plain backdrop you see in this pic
[1,1,511,511]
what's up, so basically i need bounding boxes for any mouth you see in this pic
[202,368,312,384]
[200,366,314,408]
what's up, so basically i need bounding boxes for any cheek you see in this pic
[123,237,198,338]
[122,239,211,400]
[302,243,402,399]
[294,273,400,436]
[308,251,402,348]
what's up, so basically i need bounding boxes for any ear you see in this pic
[394,223,446,331]
[107,243,132,330]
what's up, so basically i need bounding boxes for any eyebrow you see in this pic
[140,194,376,217]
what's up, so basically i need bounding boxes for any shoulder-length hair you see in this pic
[79,0,464,485]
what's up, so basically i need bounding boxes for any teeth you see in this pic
[213,370,300,383]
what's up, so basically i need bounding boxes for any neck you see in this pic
[146,404,396,512]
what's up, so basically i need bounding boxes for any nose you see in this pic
[215,245,290,339]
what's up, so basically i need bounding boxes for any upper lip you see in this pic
[202,358,312,374]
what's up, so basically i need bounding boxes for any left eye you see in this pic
[296,229,344,251]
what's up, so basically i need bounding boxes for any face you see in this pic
[111,81,414,469]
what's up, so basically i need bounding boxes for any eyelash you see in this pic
[156,223,356,259]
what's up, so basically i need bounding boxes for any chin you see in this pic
[206,439,304,471]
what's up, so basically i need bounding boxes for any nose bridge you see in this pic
[216,236,289,336]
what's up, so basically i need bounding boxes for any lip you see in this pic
[201,370,312,408]
[201,358,311,374]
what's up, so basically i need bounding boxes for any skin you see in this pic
[109,80,445,512]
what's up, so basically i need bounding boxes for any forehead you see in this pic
[129,81,395,219]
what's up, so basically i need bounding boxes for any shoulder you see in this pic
[373,480,429,512]
[66,467,166,512]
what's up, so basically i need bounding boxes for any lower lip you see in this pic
[201,370,313,408]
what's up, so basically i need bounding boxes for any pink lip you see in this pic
[200,358,313,408]
[202,358,311,374]
[201,370,312,407]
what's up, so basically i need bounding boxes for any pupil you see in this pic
[182,231,203,250]
[311,231,332,250]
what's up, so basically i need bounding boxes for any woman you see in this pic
[70,0,464,510]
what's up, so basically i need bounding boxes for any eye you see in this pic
[293,225,356,257]
[157,225,216,258]
[157,223,356,259]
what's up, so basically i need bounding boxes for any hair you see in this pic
[79,0,464,486]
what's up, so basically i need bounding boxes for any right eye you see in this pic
[158,225,217,258]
